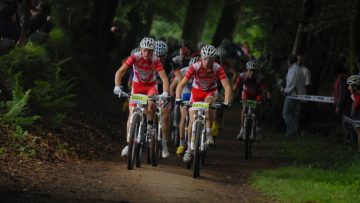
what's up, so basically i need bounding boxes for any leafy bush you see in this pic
[0,43,74,128]
[0,74,40,127]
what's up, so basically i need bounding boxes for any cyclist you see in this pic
[347,75,360,151]
[114,37,170,157]
[175,45,232,162]
[233,60,268,140]
[153,40,182,158]
[170,56,199,155]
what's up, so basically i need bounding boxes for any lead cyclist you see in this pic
[114,37,169,157]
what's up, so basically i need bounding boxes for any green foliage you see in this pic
[0,75,40,127]
[0,42,74,128]
[251,132,360,202]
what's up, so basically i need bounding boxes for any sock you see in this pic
[206,128,211,136]
[180,140,185,146]
[162,140,168,148]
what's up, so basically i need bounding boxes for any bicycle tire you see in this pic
[244,118,252,160]
[128,114,141,170]
[149,117,159,166]
[193,121,203,178]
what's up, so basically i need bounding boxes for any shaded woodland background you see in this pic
[1,0,360,158]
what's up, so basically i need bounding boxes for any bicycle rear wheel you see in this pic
[193,122,203,178]
[128,114,141,170]
[244,119,252,160]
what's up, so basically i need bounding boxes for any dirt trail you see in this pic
[0,104,280,202]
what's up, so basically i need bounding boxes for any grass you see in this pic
[251,130,360,203]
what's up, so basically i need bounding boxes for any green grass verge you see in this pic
[251,130,360,203]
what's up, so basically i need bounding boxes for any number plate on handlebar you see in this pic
[130,94,148,105]
[191,102,209,111]
[242,100,257,108]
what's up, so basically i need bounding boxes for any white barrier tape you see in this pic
[287,94,334,103]
[342,115,360,128]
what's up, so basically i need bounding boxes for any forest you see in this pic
[1,0,360,202]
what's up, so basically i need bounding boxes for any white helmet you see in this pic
[347,75,360,86]
[216,47,227,59]
[131,47,140,54]
[246,60,259,70]
[154,41,168,56]
[200,45,217,58]
[140,37,155,49]
[189,56,200,66]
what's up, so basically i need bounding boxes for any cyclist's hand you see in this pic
[175,98,182,105]
[114,85,123,96]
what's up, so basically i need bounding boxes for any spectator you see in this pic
[297,55,311,129]
[282,55,306,136]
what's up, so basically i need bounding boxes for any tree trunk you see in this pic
[212,0,242,47]
[291,0,313,55]
[117,0,155,59]
[350,0,360,72]
[91,0,119,50]
[182,0,210,44]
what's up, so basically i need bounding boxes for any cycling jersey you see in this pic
[180,66,192,94]
[156,55,179,93]
[124,52,164,86]
[185,61,227,91]
[234,72,267,101]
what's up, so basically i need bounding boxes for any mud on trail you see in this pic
[0,104,280,203]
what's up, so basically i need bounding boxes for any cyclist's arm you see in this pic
[176,77,189,99]
[115,63,130,86]
[173,69,183,82]
[221,78,233,103]
[158,70,169,93]
[169,79,178,97]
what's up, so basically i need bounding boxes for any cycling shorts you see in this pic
[182,93,191,101]
[130,81,158,107]
[242,91,261,101]
[191,88,218,102]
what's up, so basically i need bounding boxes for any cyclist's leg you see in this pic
[161,104,171,158]
[177,92,191,155]
[183,108,195,162]
[204,91,217,145]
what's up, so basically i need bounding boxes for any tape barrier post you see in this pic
[287,94,334,104]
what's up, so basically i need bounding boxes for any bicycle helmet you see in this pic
[200,45,217,58]
[139,37,155,49]
[131,47,140,54]
[154,40,168,56]
[246,60,259,70]
[216,47,227,59]
[347,75,360,86]
[189,56,200,66]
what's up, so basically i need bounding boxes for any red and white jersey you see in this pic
[124,52,164,86]
[185,61,227,91]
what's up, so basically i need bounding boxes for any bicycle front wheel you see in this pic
[128,114,141,170]
[193,121,203,178]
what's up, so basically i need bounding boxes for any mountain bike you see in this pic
[119,92,158,169]
[240,100,260,160]
[148,95,172,164]
[171,104,180,147]
[181,101,223,178]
